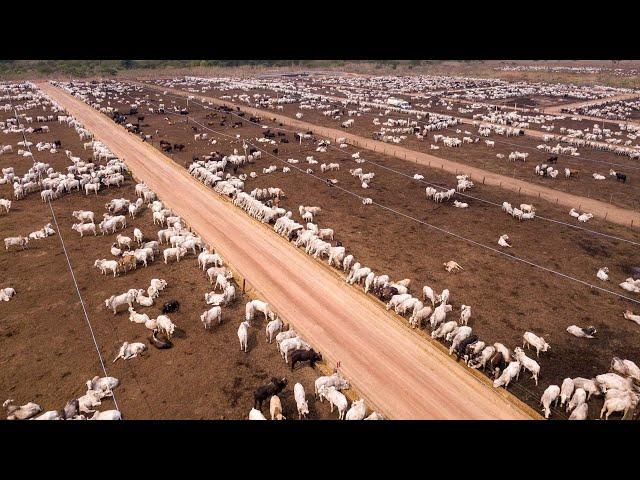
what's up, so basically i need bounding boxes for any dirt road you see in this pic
[144,83,640,229]
[40,82,535,419]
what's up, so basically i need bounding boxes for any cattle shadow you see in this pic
[172,327,187,339]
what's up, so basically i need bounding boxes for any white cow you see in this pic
[540,384,560,419]
[201,306,222,329]
[318,386,348,420]
[112,342,146,362]
[345,399,366,420]
[238,321,250,352]
[294,383,309,419]
[522,331,550,357]
[265,317,284,343]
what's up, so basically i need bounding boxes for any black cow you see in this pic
[53,140,62,147]
[33,127,43,134]
[615,172,627,183]
[254,377,287,409]
[173,144,185,152]
[280,138,289,143]
[460,335,478,362]
[272,148,279,155]
[547,156,558,164]
[488,351,506,377]
[290,349,322,370]
[162,300,180,314]
[379,285,399,301]
[454,336,477,359]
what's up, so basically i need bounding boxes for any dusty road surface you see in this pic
[145,83,640,229]
[40,82,534,420]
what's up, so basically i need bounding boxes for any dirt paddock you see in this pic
[0,93,337,420]
[183,82,640,211]
[75,80,640,419]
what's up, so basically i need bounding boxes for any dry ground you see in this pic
[79,83,640,419]
[0,98,336,420]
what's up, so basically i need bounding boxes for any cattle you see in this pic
[290,349,322,371]
[162,300,180,314]
[253,377,287,410]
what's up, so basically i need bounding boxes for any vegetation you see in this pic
[0,60,638,88]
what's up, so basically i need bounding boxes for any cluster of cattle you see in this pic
[570,98,640,122]
[58,78,640,421]
[449,82,626,103]
[4,376,121,420]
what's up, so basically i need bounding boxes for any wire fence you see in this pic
[154,85,640,245]
[11,96,121,413]
[117,86,640,306]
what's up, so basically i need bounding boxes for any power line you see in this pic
[11,93,121,413]
[152,85,640,247]
[188,77,640,169]
[118,87,640,306]
[77,81,623,417]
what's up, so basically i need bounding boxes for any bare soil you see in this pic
[0,98,336,420]
[83,83,640,419]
